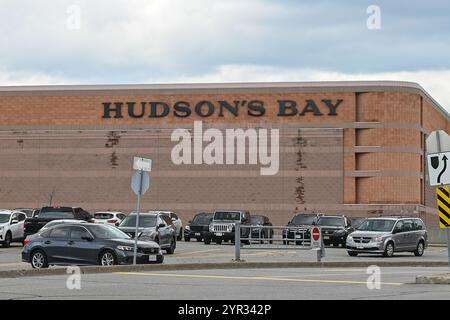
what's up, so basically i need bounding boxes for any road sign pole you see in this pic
[133,170,143,265]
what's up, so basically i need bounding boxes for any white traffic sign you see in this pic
[427,152,450,186]
[310,226,321,250]
[131,170,150,196]
[133,157,152,172]
[426,130,450,154]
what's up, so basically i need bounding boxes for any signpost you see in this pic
[425,130,450,270]
[131,157,152,265]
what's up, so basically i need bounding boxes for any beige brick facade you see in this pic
[0,81,448,239]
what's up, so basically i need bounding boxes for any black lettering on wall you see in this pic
[127,102,146,118]
[102,102,123,119]
[247,100,265,116]
[173,101,191,118]
[299,100,323,116]
[195,101,215,117]
[218,100,239,117]
[322,99,343,116]
[149,102,169,118]
[277,100,298,116]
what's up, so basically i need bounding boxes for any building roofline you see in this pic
[0,80,448,120]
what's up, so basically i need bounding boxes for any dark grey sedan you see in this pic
[22,223,163,269]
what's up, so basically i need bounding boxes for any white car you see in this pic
[92,212,126,226]
[0,210,27,247]
[159,211,183,241]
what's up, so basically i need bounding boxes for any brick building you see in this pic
[0,81,448,241]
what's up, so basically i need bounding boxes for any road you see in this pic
[0,267,448,300]
[1,242,448,271]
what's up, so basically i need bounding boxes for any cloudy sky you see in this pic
[1,0,449,108]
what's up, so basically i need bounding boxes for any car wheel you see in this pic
[347,251,358,257]
[99,250,117,266]
[196,237,202,242]
[204,236,211,245]
[156,255,164,264]
[2,232,12,248]
[31,249,49,269]
[184,236,190,242]
[165,238,176,254]
[177,229,183,241]
[215,239,222,245]
[383,242,395,257]
[414,241,425,257]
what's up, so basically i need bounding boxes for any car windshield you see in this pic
[317,217,345,227]
[250,216,264,224]
[88,225,130,239]
[193,214,212,224]
[357,219,396,232]
[94,213,114,219]
[120,215,157,228]
[39,208,74,219]
[16,209,33,217]
[350,218,366,228]
[291,215,316,225]
[0,213,10,223]
[214,211,241,221]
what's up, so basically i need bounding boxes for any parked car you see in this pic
[250,215,274,243]
[0,210,27,247]
[349,217,366,230]
[22,223,163,268]
[317,215,353,247]
[14,208,40,218]
[346,217,428,257]
[24,206,92,237]
[40,219,88,233]
[204,210,252,245]
[118,212,177,254]
[282,213,321,245]
[92,212,126,226]
[184,212,213,242]
[159,211,183,241]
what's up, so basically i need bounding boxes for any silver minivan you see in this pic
[346,217,428,257]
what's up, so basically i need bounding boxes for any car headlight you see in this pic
[373,236,383,242]
[0,226,3,232]
[185,225,190,231]
[117,245,134,251]
[227,225,233,232]
[209,225,214,232]
[347,235,353,241]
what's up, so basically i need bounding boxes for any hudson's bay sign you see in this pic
[102,99,344,119]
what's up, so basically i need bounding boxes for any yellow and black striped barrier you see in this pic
[436,186,450,228]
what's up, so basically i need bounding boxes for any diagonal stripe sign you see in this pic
[436,186,450,228]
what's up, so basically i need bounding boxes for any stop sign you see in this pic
[312,227,320,241]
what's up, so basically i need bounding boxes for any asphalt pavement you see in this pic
[0,267,448,300]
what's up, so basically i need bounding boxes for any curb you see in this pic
[0,260,448,279]
[416,273,450,285]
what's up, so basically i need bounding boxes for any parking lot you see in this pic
[0,266,449,300]
[1,241,448,271]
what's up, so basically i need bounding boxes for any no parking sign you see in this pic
[311,226,321,250]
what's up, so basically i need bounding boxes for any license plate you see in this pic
[195,233,201,236]
[215,233,223,236]
[323,236,330,240]
[148,255,157,262]
[357,245,364,249]
[295,235,302,239]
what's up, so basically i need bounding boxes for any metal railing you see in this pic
[233,222,325,262]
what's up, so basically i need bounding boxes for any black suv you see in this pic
[283,213,321,244]
[204,210,251,245]
[24,206,92,237]
[317,215,354,247]
[184,212,213,242]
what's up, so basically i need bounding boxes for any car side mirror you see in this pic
[81,236,93,241]
[11,219,18,225]
[171,218,176,221]
[157,223,165,229]
[393,228,401,234]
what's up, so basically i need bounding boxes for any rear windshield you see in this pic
[317,217,345,227]
[250,216,264,224]
[94,213,114,219]
[38,208,74,219]
[357,219,396,232]
[214,212,241,221]
[120,215,157,228]
[291,215,316,225]
[193,214,212,224]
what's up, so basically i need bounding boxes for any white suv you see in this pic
[0,210,27,247]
